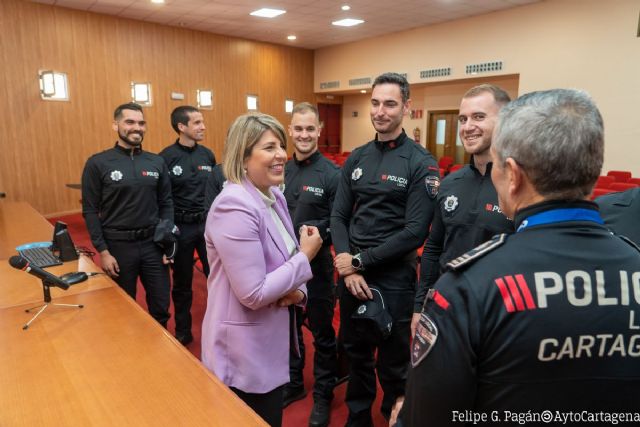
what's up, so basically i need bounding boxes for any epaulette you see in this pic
[618,234,640,253]
[446,233,507,271]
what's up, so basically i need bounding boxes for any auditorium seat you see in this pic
[438,156,454,172]
[628,177,640,186]
[595,175,615,188]
[609,182,638,192]
[449,164,463,173]
[591,188,616,199]
[607,170,632,182]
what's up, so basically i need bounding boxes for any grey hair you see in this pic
[493,89,604,200]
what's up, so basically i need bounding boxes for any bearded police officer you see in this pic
[331,72,439,425]
[159,106,216,345]
[82,102,173,326]
[412,84,514,335]
[394,89,640,426]
[282,102,340,427]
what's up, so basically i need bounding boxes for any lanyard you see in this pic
[516,208,603,232]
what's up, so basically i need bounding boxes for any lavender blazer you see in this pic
[201,179,312,394]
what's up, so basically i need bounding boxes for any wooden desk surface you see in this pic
[0,201,55,259]
[0,201,266,426]
[0,287,266,426]
[0,256,111,309]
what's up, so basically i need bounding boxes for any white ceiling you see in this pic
[31,0,540,50]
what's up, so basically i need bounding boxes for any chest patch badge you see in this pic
[411,312,438,367]
[444,195,459,212]
[352,167,363,181]
[172,165,183,176]
[110,170,123,182]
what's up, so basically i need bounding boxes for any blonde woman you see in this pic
[201,113,322,426]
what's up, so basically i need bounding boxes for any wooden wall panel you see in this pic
[0,0,314,216]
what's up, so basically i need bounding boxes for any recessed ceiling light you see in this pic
[287,35,297,40]
[150,0,165,4]
[360,90,366,93]
[250,8,286,18]
[341,5,351,11]
[332,18,364,27]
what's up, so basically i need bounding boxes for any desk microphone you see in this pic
[9,255,70,290]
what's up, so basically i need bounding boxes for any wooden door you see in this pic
[427,110,467,164]
[318,103,342,153]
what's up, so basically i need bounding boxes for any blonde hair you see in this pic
[223,113,287,184]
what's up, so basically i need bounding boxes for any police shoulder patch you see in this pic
[617,234,640,253]
[446,233,507,271]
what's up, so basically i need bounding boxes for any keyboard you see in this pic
[18,246,63,268]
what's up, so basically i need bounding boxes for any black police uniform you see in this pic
[203,163,226,211]
[596,187,640,245]
[159,140,216,340]
[82,143,173,326]
[400,200,640,427]
[330,130,439,424]
[414,159,514,312]
[283,151,340,404]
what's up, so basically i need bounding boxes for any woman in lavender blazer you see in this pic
[202,113,322,426]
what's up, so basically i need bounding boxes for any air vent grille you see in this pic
[465,61,503,74]
[320,81,340,89]
[419,68,451,79]
[348,77,372,86]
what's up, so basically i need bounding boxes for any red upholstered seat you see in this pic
[607,170,632,182]
[591,188,616,199]
[609,182,638,192]
[595,175,615,188]
[438,156,454,171]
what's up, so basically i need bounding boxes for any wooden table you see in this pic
[0,201,57,259]
[0,200,266,426]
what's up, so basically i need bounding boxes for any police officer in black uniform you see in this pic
[204,163,227,210]
[331,72,439,426]
[394,89,640,426]
[159,106,216,345]
[596,187,640,245]
[282,102,340,427]
[82,102,173,326]
[413,84,514,334]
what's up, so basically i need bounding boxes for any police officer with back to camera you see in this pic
[331,72,439,426]
[392,89,640,427]
[204,163,227,210]
[412,84,514,335]
[282,102,340,427]
[82,102,173,326]
[596,187,640,246]
[159,106,216,345]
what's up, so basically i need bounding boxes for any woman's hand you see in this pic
[277,289,305,307]
[299,225,322,261]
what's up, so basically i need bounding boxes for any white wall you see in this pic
[316,0,640,174]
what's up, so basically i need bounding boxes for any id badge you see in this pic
[411,312,438,367]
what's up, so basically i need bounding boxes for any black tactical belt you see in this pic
[175,211,206,224]
[103,225,155,241]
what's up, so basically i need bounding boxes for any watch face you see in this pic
[352,255,361,269]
